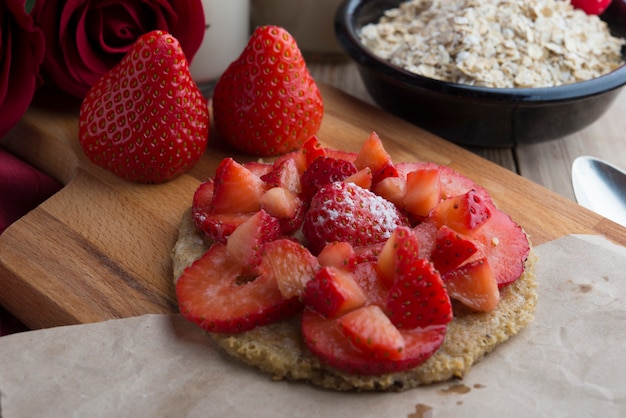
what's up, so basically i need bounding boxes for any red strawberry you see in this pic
[353,132,398,184]
[386,258,452,329]
[403,167,442,218]
[191,179,254,242]
[226,209,281,270]
[372,176,406,208]
[300,156,357,202]
[259,239,320,299]
[302,182,408,254]
[412,220,439,259]
[260,158,302,194]
[376,226,420,286]
[571,0,613,14]
[430,225,478,274]
[271,137,357,175]
[430,189,492,234]
[195,211,255,243]
[211,158,266,214]
[260,187,302,220]
[302,266,366,318]
[395,162,492,203]
[243,161,273,178]
[344,167,373,190]
[78,30,209,184]
[317,241,358,271]
[337,305,405,361]
[443,258,500,312]
[191,178,215,225]
[212,26,324,156]
[176,243,301,333]
[301,309,447,375]
[352,261,389,306]
[191,158,268,242]
[295,135,328,173]
[353,243,386,264]
[470,203,530,287]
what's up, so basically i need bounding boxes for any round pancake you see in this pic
[172,208,537,391]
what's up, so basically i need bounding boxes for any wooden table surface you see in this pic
[307,59,626,202]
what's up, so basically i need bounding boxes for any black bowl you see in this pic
[335,0,626,147]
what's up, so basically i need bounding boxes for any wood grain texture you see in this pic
[1,83,625,331]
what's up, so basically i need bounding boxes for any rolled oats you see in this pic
[359,0,625,88]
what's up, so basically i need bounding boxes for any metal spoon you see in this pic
[572,156,626,227]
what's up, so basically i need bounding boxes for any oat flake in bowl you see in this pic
[359,0,625,88]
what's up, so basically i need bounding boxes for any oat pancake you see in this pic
[172,208,537,392]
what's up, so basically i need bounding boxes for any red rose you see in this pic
[32,0,206,98]
[0,0,45,139]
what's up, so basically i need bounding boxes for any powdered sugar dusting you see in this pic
[303,182,407,253]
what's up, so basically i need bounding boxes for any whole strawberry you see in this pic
[78,30,209,184]
[302,181,409,254]
[212,25,324,157]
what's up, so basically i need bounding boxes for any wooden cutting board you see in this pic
[2,83,625,330]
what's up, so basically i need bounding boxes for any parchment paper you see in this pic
[1,234,625,418]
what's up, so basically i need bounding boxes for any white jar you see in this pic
[190,0,251,96]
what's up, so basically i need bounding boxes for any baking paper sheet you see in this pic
[1,234,625,417]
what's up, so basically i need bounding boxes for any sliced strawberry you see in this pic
[243,161,273,178]
[352,260,390,307]
[429,189,492,234]
[317,241,357,271]
[260,157,302,194]
[353,131,398,184]
[443,258,500,312]
[191,178,216,227]
[302,309,447,375]
[278,204,307,236]
[300,156,357,203]
[430,225,478,274]
[386,258,452,329]
[396,162,492,203]
[403,168,442,218]
[212,158,266,214]
[259,161,306,233]
[295,135,327,173]
[338,305,405,361]
[325,149,358,164]
[372,176,406,208]
[272,142,357,175]
[192,179,255,242]
[303,266,367,318]
[353,242,386,264]
[303,182,408,254]
[470,203,530,287]
[412,220,439,259]
[376,226,420,287]
[260,187,302,219]
[226,210,281,270]
[176,243,300,333]
[344,167,373,190]
[375,163,400,185]
[197,211,255,243]
[258,239,320,299]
